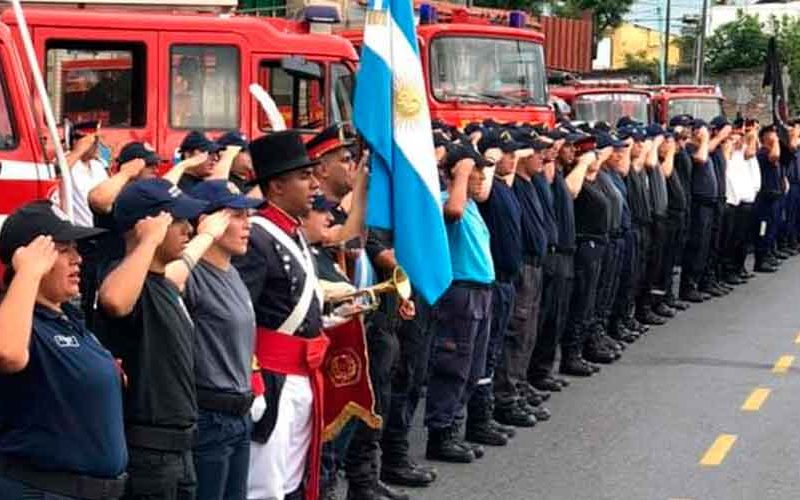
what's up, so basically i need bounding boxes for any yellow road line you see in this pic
[773,355,795,374]
[795,331,800,344]
[699,434,737,466]
[741,387,771,411]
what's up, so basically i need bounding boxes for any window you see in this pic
[330,63,354,124]
[170,45,239,129]
[46,41,146,127]
[667,98,724,122]
[430,37,547,106]
[0,60,16,150]
[573,93,650,125]
[258,61,324,131]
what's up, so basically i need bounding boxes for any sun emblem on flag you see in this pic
[394,77,423,126]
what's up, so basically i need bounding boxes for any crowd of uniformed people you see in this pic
[0,110,799,500]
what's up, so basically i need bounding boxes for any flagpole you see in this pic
[694,0,709,85]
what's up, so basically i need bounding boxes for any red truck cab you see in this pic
[636,84,725,125]
[339,1,554,128]
[550,79,651,125]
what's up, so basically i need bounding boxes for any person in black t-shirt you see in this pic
[177,131,223,192]
[96,179,230,500]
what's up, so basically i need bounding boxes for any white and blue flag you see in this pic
[353,0,452,304]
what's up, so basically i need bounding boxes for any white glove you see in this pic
[250,394,267,423]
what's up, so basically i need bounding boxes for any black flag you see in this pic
[763,37,788,124]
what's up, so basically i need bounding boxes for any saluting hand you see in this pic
[119,158,148,179]
[135,212,173,246]
[197,210,232,241]
[182,152,209,169]
[12,235,57,279]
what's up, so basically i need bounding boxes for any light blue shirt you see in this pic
[441,192,495,284]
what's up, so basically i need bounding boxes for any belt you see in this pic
[452,280,493,290]
[126,424,196,452]
[197,389,255,417]
[0,455,127,500]
[255,327,330,500]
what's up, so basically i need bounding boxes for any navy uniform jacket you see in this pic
[233,204,323,442]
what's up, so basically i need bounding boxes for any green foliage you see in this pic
[704,10,769,73]
[623,51,658,80]
[773,15,800,110]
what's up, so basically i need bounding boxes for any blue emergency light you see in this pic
[509,11,526,28]
[301,4,341,24]
[419,3,438,25]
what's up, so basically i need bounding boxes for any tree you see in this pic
[623,51,658,81]
[704,10,769,73]
[551,0,636,37]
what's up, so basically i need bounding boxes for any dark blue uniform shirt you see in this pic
[758,147,783,194]
[511,175,550,259]
[0,304,127,478]
[608,170,632,230]
[711,149,727,201]
[552,169,576,252]
[478,177,523,279]
[686,143,719,202]
[532,174,559,248]
[781,148,800,185]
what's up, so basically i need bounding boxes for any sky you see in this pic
[627,0,757,32]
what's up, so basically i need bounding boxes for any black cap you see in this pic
[217,131,249,152]
[498,129,528,153]
[463,123,483,136]
[0,200,106,265]
[190,179,264,213]
[433,131,450,149]
[431,119,447,131]
[442,144,492,171]
[179,131,224,154]
[710,115,730,131]
[616,116,643,129]
[564,132,593,145]
[618,126,646,142]
[117,141,161,167]
[596,133,627,149]
[546,128,569,141]
[692,118,709,130]
[645,124,666,138]
[113,179,209,233]
[669,114,694,128]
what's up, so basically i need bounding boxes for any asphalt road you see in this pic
[399,258,800,500]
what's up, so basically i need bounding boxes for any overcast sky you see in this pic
[626,0,758,31]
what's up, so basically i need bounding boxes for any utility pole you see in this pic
[695,0,709,84]
[662,0,671,84]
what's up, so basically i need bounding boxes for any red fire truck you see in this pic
[549,79,651,125]
[338,1,555,128]
[0,1,357,222]
[637,84,725,125]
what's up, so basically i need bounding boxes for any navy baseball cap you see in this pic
[190,179,264,213]
[564,132,592,145]
[645,124,666,138]
[617,116,643,129]
[692,118,709,130]
[114,179,209,233]
[443,144,493,171]
[618,126,647,142]
[546,128,569,141]
[311,193,337,212]
[669,114,694,128]
[710,115,730,131]
[117,141,162,167]
[0,200,106,265]
[216,131,249,152]
[596,133,627,149]
[179,131,224,154]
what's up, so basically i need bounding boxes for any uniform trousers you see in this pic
[125,448,196,500]
[783,183,800,245]
[528,253,574,382]
[467,279,516,425]
[494,262,543,408]
[561,239,606,355]
[753,193,781,263]
[425,283,492,432]
[611,228,638,327]
[345,310,400,491]
[595,235,624,329]
[658,215,686,301]
[382,298,436,466]
[194,410,251,500]
[681,201,715,289]
[701,202,724,286]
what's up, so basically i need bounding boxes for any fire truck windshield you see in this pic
[430,36,547,106]
[667,98,723,122]
[573,93,649,125]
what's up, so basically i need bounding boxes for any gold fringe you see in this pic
[323,403,383,442]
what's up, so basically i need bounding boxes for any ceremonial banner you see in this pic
[322,317,382,441]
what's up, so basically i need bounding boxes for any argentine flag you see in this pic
[353,0,452,304]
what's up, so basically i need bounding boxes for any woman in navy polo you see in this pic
[0,200,127,499]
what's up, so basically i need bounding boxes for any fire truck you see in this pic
[549,79,652,125]
[0,0,357,222]
[636,84,725,125]
[338,1,555,128]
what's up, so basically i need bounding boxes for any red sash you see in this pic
[255,327,330,500]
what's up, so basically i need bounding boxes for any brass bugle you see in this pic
[327,266,412,312]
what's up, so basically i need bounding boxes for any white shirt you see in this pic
[70,158,109,228]
[725,149,760,206]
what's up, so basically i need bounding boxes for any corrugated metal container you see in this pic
[539,15,593,74]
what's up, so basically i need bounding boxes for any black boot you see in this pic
[490,419,516,438]
[374,481,410,500]
[560,352,595,377]
[426,427,475,463]
[652,302,676,318]
[465,420,508,446]
[494,402,537,427]
[381,458,436,488]
[636,306,667,326]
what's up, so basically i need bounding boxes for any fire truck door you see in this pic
[0,22,59,223]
